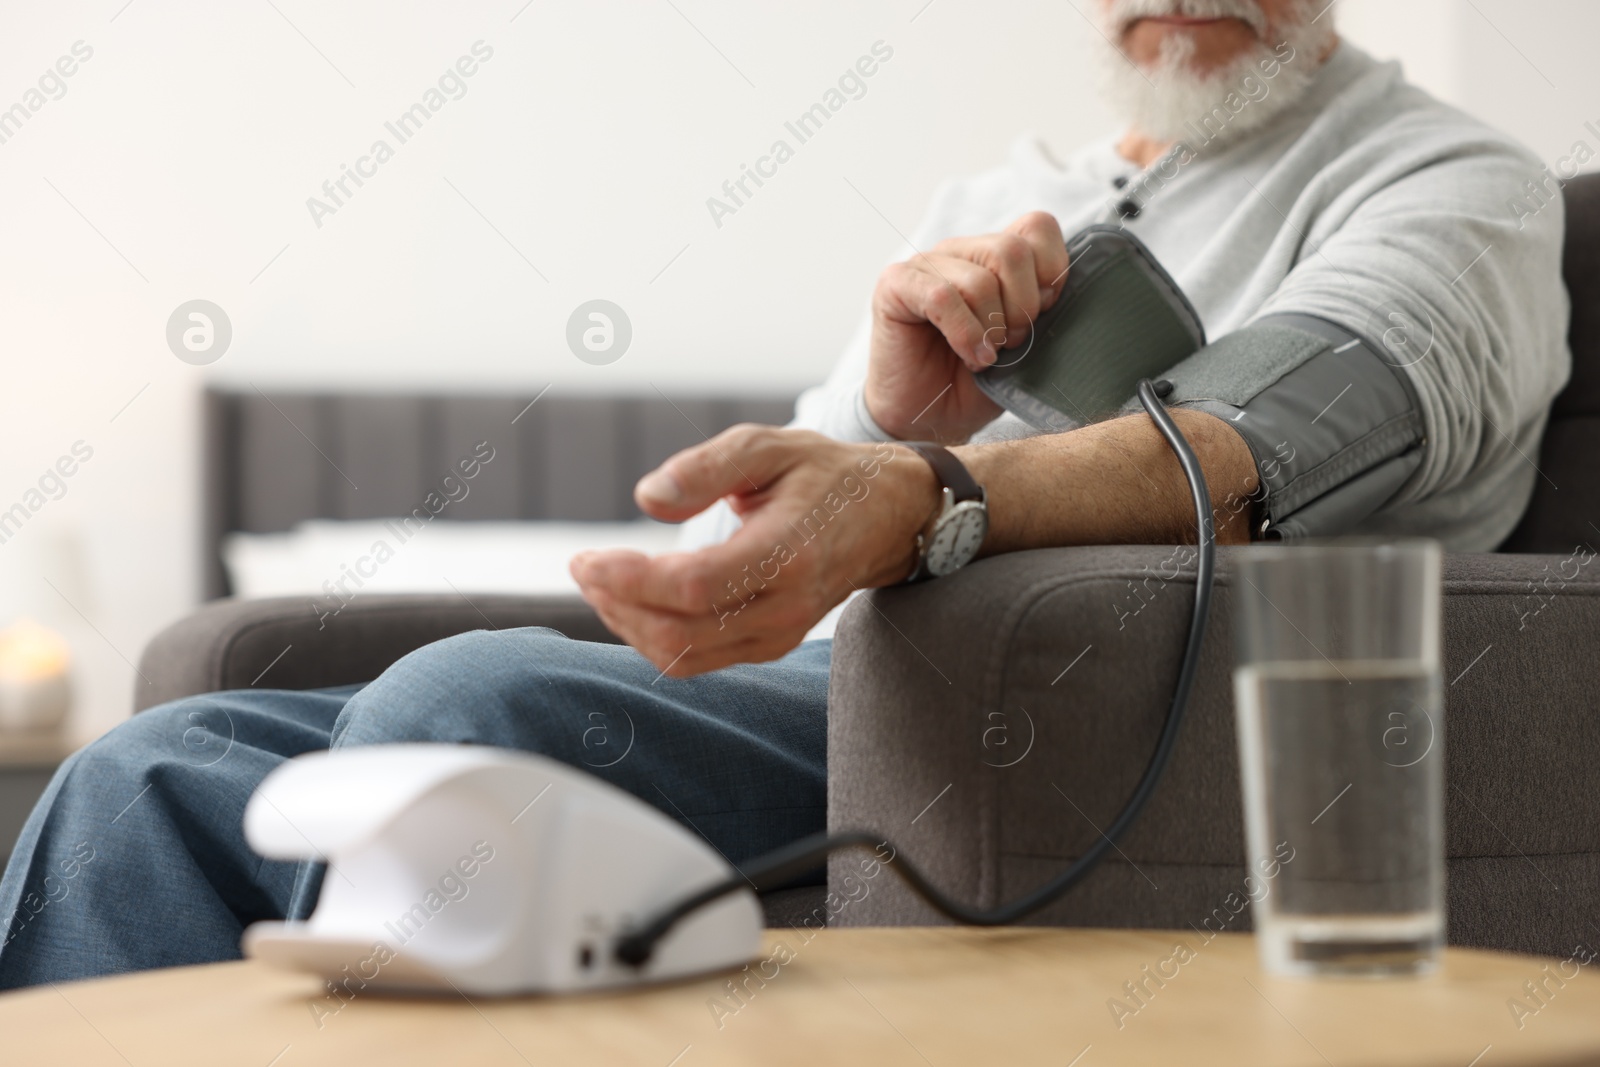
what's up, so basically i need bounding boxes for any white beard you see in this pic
[1096,0,1337,151]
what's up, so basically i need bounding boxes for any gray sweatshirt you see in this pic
[685,41,1570,556]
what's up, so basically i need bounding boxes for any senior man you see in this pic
[0,0,1568,987]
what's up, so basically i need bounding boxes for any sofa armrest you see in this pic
[826,545,1600,957]
[134,593,618,712]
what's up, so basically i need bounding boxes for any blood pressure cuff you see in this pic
[1126,313,1426,541]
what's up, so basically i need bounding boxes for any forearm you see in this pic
[951,408,1261,553]
[576,411,1257,676]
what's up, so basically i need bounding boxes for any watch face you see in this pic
[925,500,988,577]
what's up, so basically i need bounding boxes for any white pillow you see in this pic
[222,519,682,600]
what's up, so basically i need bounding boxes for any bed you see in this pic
[201,388,798,600]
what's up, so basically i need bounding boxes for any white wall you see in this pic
[0,0,1594,739]
[1341,0,1599,168]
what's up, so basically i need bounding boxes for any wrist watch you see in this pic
[902,442,989,582]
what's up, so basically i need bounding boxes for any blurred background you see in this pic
[0,0,1595,743]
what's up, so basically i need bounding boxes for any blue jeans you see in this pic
[0,628,831,990]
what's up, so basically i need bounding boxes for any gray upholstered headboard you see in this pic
[200,388,799,599]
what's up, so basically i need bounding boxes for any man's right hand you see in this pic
[864,211,1069,442]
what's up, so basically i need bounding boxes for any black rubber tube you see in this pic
[616,379,1216,967]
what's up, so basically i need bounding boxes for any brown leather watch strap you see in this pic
[901,442,984,503]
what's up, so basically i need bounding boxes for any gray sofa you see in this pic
[139,175,1600,957]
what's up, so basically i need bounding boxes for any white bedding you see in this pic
[223,518,849,641]
[223,519,684,600]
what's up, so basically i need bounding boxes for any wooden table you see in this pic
[6,928,1599,1066]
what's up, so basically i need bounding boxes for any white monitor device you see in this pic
[242,744,762,995]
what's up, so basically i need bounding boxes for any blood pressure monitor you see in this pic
[975,225,1206,431]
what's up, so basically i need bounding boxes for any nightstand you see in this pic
[0,734,73,863]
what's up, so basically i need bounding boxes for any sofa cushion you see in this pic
[1501,172,1600,552]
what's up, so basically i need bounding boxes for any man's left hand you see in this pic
[570,425,938,678]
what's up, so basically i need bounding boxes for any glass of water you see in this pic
[1232,540,1443,977]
